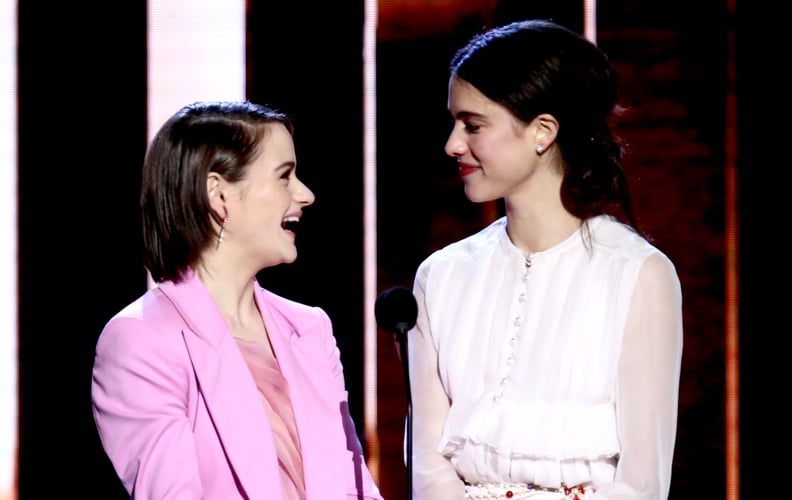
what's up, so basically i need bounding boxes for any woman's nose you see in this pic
[444,129,466,158]
[295,179,315,206]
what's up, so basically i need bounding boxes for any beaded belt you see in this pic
[464,482,590,500]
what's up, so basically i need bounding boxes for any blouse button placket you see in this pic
[494,253,532,404]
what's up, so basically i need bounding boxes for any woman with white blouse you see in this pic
[407,19,684,500]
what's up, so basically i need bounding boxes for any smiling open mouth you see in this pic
[282,216,300,232]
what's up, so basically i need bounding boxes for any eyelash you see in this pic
[463,122,481,133]
[280,170,293,182]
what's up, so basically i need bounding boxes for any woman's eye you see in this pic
[464,122,481,133]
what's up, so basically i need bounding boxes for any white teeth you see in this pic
[282,216,300,230]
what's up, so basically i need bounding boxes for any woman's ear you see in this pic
[207,172,225,213]
[533,113,559,153]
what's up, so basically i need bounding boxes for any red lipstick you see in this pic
[458,162,479,177]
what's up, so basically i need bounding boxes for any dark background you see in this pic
[16,0,782,498]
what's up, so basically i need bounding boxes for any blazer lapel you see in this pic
[254,287,348,499]
[158,273,283,499]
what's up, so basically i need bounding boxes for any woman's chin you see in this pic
[282,249,299,264]
[464,189,497,204]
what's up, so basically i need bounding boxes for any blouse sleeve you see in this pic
[596,252,684,500]
[408,263,467,500]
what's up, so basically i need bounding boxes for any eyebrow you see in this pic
[275,161,296,172]
[452,110,486,120]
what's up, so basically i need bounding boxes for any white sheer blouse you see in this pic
[408,215,683,500]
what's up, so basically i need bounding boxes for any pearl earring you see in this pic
[536,145,544,154]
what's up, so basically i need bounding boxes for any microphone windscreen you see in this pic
[374,285,418,333]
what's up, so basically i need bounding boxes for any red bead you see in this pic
[505,491,513,498]
[564,488,571,495]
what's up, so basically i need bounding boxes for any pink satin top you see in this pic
[235,337,305,500]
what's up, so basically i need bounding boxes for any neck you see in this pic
[501,157,584,253]
[195,262,259,331]
[503,205,581,254]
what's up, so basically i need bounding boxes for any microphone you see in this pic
[374,285,418,336]
[375,285,418,500]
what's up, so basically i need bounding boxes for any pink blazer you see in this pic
[91,270,384,499]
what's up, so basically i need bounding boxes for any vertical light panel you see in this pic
[583,0,596,44]
[0,1,17,499]
[363,0,380,482]
[724,0,739,497]
[148,0,246,143]
[147,0,246,289]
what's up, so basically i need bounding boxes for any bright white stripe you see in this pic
[363,0,379,481]
[0,1,17,498]
[147,0,246,289]
[148,0,246,142]
[584,0,596,44]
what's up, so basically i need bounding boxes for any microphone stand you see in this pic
[395,325,412,500]
[375,285,417,500]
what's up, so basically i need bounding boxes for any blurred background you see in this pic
[10,0,783,498]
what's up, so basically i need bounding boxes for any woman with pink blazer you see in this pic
[91,101,384,500]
